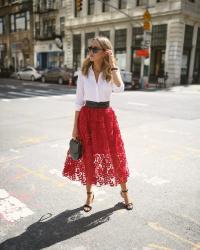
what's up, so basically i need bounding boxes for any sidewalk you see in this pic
[142,83,200,93]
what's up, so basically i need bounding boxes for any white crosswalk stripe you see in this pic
[0,189,34,222]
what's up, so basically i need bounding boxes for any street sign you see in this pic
[136,49,149,57]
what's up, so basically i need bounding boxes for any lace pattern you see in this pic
[63,106,129,186]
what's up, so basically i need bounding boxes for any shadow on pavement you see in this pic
[0,203,124,250]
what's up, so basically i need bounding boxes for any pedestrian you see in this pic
[63,36,133,212]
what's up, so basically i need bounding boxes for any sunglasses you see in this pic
[87,46,103,54]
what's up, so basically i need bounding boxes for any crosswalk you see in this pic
[0,89,76,101]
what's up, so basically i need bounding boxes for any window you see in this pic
[74,0,80,17]
[43,19,55,37]
[151,24,167,47]
[99,30,110,39]
[73,34,81,69]
[136,0,147,6]
[132,27,143,47]
[60,0,65,7]
[0,0,5,7]
[85,32,95,55]
[10,11,30,32]
[60,17,65,36]
[188,0,195,2]
[119,0,127,9]
[115,29,127,70]
[115,29,127,49]
[88,0,95,15]
[184,25,194,48]
[0,17,4,34]
[102,0,110,12]
[157,0,167,2]
[35,21,40,37]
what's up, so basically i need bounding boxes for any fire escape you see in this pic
[34,0,60,41]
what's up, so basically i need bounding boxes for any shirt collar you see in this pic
[89,65,102,75]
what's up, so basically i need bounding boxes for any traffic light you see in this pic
[143,9,151,31]
[76,0,82,12]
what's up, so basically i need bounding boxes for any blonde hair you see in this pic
[81,36,115,82]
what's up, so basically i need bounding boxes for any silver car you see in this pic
[17,67,41,81]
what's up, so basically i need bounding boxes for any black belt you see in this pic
[85,100,110,108]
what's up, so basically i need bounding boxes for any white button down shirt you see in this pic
[75,67,124,111]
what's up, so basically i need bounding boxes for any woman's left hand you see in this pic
[104,49,116,68]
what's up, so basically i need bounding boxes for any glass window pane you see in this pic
[184,25,194,48]
[115,29,127,49]
[151,24,167,47]
[102,0,110,12]
[0,18,3,34]
[99,30,110,39]
[88,0,95,15]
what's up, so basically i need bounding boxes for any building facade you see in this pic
[33,0,66,69]
[0,0,34,72]
[0,0,199,84]
[63,0,200,85]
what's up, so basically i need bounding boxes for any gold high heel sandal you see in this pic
[120,189,133,210]
[83,191,94,212]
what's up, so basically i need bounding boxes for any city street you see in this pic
[0,78,200,250]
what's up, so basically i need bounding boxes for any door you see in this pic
[41,53,48,69]
[193,49,200,83]
[181,49,191,84]
[150,48,165,82]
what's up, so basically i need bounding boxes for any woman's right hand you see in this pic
[72,126,79,140]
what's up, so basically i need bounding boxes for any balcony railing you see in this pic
[35,32,62,41]
[34,3,58,13]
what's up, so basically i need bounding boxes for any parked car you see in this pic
[17,67,41,81]
[120,70,134,90]
[41,68,73,85]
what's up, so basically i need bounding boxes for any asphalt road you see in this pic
[0,78,200,250]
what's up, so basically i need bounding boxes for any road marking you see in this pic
[0,189,33,222]
[157,128,190,136]
[9,148,20,153]
[1,99,10,102]
[144,176,170,186]
[51,95,62,98]
[37,96,48,99]
[50,144,59,148]
[130,171,170,186]
[23,90,45,96]
[19,98,29,101]
[148,222,200,249]
[15,164,66,188]
[8,91,33,96]
[128,102,149,106]
[20,136,48,145]
[0,155,23,164]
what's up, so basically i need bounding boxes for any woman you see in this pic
[63,36,133,212]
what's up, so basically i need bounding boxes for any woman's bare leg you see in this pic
[84,184,94,212]
[120,182,132,205]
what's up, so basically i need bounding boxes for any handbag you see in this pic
[69,138,82,160]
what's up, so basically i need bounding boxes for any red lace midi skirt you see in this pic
[62,105,129,186]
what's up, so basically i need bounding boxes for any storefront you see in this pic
[149,24,167,82]
[37,51,64,69]
[181,25,194,84]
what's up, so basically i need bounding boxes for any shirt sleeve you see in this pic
[112,81,125,92]
[75,71,85,111]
